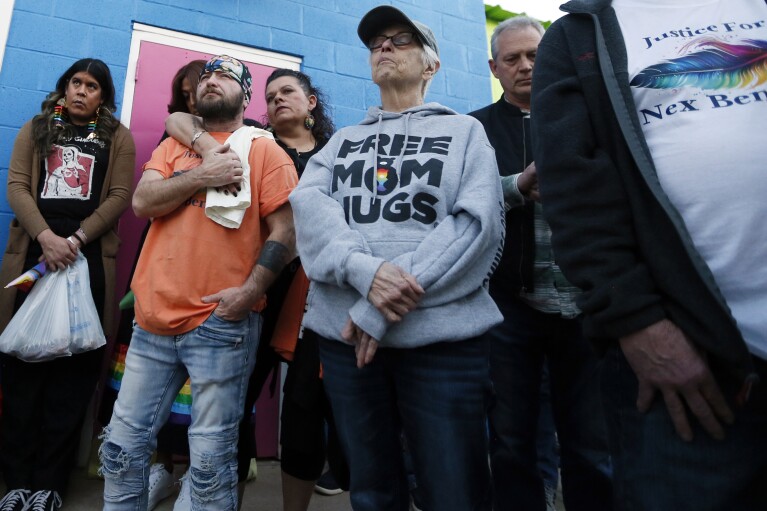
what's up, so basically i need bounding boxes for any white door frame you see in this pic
[0,0,16,75]
[121,23,302,127]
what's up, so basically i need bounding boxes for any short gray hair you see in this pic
[490,16,545,61]
[420,44,440,95]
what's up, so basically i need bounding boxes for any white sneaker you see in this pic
[147,463,175,510]
[544,484,558,511]
[172,470,191,511]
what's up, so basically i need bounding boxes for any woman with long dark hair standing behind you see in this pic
[166,68,346,511]
[0,58,135,511]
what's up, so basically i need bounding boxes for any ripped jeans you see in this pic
[100,312,260,510]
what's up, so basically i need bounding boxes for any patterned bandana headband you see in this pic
[202,55,253,102]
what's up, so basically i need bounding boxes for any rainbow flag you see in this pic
[108,343,192,425]
[4,262,47,292]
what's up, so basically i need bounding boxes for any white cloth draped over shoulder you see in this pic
[205,126,274,229]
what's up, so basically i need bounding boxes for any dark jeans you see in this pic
[486,297,612,511]
[602,347,767,511]
[0,347,104,494]
[536,362,559,489]
[319,336,493,511]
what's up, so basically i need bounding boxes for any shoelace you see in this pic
[0,490,30,511]
[148,466,164,491]
[21,490,61,511]
[176,472,190,504]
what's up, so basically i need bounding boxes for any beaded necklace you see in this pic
[53,97,100,139]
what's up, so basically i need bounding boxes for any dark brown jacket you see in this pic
[0,120,135,336]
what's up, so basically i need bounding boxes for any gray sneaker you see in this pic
[0,489,30,511]
[20,490,61,511]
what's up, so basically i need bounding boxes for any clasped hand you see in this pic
[342,263,424,368]
[516,162,540,202]
[195,143,243,192]
[37,229,79,271]
[367,262,424,322]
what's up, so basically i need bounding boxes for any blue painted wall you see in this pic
[0,0,492,254]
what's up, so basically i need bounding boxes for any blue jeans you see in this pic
[485,297,612,511]
[319,336,493,511]
[602,347,767,511]
[100,312,260,511]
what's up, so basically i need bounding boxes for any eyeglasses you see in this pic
[368,32,417,51]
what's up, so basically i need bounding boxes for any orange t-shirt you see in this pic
[131,133,298,336]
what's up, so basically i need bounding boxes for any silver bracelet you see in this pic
[191,129,207,149]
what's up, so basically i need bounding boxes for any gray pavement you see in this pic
[3,460,351,510]
[5,460,566,510]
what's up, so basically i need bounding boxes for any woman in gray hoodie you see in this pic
[289,6,504,511]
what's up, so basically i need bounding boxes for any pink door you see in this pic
[115,41,281,458]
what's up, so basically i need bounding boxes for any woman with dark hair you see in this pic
[167,60,206,115]
[0,58,135,511]
[165,68,346,511]
[263,68,335,153]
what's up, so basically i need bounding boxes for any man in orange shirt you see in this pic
[100,55,297,511]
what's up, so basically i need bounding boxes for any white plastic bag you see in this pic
[0,253,105,362]
[67,253,106,354]
[0,261,72,361]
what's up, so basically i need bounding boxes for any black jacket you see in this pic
[469,98,535,298]
[531,0,755,383]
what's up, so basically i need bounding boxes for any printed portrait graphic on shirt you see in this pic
[43,145,95,200]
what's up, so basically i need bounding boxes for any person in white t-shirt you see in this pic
[531,0,767,509]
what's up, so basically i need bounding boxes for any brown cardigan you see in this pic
[0,120,136,336]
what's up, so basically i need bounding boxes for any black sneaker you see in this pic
[410,488,425,511]
[0,490,30,511]
[314,470,344,496]
[20,490,61,511]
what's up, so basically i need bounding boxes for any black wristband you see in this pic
[257,240,290,273]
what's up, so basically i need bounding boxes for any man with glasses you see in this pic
[289,6,504,511]
[470,17,613,511]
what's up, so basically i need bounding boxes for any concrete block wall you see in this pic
[0,0,492,252]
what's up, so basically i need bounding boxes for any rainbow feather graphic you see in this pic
[630,38,767,90]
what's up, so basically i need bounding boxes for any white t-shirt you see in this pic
[614,0,767,359]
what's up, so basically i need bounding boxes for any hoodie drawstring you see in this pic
[396,112,412,176]
[372,111,383,200]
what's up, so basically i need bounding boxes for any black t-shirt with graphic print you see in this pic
[36,125,110,236]
[21,126,110,315]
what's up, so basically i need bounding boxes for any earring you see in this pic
[86,105,102,140]
[304,113,315,130]
[53,98,67,129]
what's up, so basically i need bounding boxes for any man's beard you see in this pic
[196,88,244,121]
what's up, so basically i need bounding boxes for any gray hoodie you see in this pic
[289,102,505,348]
